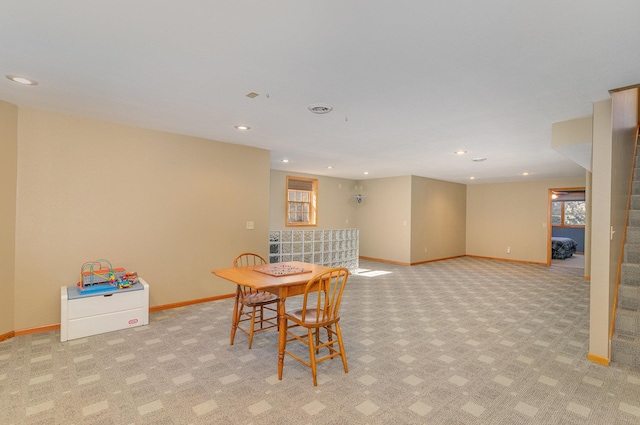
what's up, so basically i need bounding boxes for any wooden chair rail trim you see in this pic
[15,324,60,337]
[410,255,466,265]
[362,254,545,267]
[1,293,236,342]
[359,256,410,266]
[464,255,546,266]
[587,352,610,366]
[0,330,15,342]
[149,293,234,312]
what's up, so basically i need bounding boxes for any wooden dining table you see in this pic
[212,261,330,380]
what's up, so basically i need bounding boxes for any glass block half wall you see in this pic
[269,228,359,271]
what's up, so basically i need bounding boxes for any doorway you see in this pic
[548,187,586,269]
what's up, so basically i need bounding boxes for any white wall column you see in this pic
[589,99,613,363]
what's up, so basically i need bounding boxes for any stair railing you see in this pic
[609,123,640,344]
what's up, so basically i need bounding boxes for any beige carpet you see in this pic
[1,257,639,424]
[552,253,585,269]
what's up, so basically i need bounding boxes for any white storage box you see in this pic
[60,278,149,342]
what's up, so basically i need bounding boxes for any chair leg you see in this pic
[308,328,318,386]
[335,323,348,373]
[230,301,243,346]
[325,325,334,355]
[248,307,257,349]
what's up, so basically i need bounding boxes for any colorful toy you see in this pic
[78,259,135,292]
[80,259,126,287]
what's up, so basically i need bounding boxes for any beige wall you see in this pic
[13,107,270,329]
[1,99,616,340]
[0,100,18,335]
[584,171,592,278]
[589,90,638,360]
[551,116,593,172]
[410,176,466,264]
[589,99,614,359]
[552,116,594,147]
[357,176,412,263]
[466,177,587,264]
[269,170,359,230]
[271,172,466,265]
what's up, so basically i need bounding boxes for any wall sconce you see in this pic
[351,194,366,203]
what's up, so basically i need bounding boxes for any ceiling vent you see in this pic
[308,103,333,114]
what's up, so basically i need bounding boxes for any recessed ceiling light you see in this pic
[308,103,333,114]
[363,171,369,175]
[6,75,38,85]
[454,150,467,155]
[234,125,250,130]
[326,166,333,169]
[522,172,530,176]
[281,159,289,163]
[472,157,487,162]
[469,176,476,180]
[245,92,259,98]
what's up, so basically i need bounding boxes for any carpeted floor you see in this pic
[1,257,639,424]
[552,254,585,270]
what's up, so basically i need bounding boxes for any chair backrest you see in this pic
[233,253,268,297]
[233,252,267,268]
[301,267,349,325]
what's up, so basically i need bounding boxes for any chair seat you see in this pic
[241,292,279,305]
[286,308,331,325]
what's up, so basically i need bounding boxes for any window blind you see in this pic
[287,179,313,191]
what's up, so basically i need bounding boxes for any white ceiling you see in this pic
[1,1,639,184]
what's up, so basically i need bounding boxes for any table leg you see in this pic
[278,296,287,380]
[230,286,241,345]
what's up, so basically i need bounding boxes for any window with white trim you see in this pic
[286,176,317,226]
